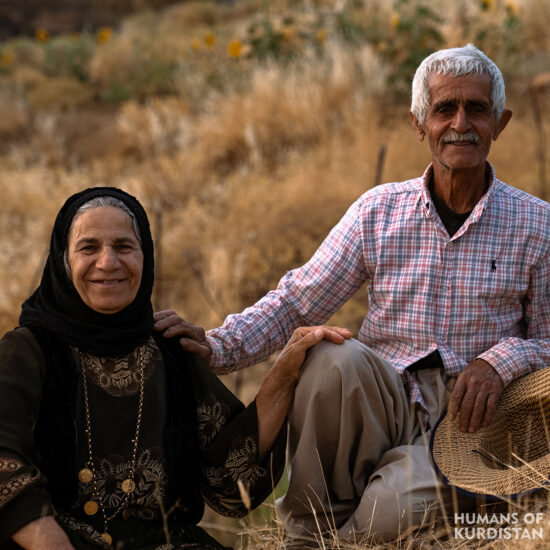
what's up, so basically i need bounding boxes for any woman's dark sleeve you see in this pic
[0,328,54,542]
[190,358,286,518]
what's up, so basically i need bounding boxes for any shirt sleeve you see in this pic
[0,328,54,543]
[207,198,369,373]
[477,249,550,386]
[190,359,286,518]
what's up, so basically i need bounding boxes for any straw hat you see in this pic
[430,367,550,498]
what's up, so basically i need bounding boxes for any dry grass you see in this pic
[215,485,550,549]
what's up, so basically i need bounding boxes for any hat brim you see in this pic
[430,367,550,499]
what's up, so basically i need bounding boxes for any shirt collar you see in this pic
[418,162,497,226]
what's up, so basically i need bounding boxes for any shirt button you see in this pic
[442,285,449,293]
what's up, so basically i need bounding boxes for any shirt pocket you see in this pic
[474,256,529,317]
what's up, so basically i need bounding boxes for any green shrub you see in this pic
[380,0,444,93]
[2,37,45,70]
[42,35,95,81]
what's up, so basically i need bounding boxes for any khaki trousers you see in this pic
[277,339,476,543]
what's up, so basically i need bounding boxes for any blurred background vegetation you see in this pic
[0,0,549,545]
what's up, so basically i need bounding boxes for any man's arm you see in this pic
[155,198,367,372]
[205,198,369,372]
[449,249,550,432]
[154,311,351,366]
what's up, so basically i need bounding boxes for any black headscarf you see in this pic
[20,187,155,356]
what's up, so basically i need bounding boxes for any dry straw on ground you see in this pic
[217,483,550,549]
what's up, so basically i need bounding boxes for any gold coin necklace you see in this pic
[78,346,145,546]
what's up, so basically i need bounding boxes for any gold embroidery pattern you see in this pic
[196,395,230,449]
[196,395,267,515]
[0,475,38,506]
[204,436,265,488]
[78,448,167,521]
[201,436,266,515]
[55,512,109,548]
[0,458,22,472]
[78,338,158,397]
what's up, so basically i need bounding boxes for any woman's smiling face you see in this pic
[67,206,144,314]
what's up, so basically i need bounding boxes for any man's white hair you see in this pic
[410,44,506,124]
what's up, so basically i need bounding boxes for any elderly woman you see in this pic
[0,187,338,549]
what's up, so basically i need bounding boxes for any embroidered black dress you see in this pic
[0,327,285,549]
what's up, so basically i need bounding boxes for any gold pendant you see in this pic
[101,532,113,545]
[78,468,93,483]
[83,500,98,515]
[121,478,136,494]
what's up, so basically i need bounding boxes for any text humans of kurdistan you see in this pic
[454,513,545,541]
[454,513,543,524]
[454,527,543,541]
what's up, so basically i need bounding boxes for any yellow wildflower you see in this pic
[505,1,519,17]
[282,27,294,42]
[191,37,202,51]
[390,13,400,29]
[316,28,327,44]
[480,0,492,10]
[204,32,216,47]
[227,40,243,58]
[0,52,14,67]
[378,40,388,52]
[97,27,112,44]
[35,28,49,42]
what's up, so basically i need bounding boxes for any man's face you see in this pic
[411,72,511,172]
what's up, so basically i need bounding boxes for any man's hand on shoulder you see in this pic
[448,358,504,433]
[154,310,212,365]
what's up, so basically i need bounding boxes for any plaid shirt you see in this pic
[208,164,550,415]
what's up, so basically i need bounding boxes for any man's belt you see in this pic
[407,349,444,372]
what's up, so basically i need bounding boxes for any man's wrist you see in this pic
[205,334,223,368]
[475,352,511,386]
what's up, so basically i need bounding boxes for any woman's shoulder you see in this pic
[1,326,41,351]
[0,326,45,372]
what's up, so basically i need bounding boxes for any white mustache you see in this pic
[442,131,480,144]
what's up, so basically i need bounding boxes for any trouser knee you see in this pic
[296,338,389,398]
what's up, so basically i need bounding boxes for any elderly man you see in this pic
[156,44,550,542]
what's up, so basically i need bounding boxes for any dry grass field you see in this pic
[0,0,549,547]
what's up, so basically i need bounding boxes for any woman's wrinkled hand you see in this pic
[272,326,352,382]
[12,517,75,550]
[153,310,212,365]
[256,325,351,459]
